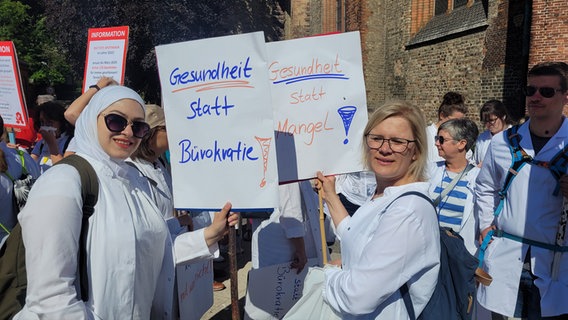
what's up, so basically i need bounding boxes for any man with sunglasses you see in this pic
[476,62,568,319]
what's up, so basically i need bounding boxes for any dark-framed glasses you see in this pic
[482,117,499,125]
[102,113,150,138]
[365,134,415,153]
[524,86,563,98]
[434,135,454,144]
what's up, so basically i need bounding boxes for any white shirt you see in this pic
[323,182,440,319]
[0,143,40,244]
[476,120,568,317]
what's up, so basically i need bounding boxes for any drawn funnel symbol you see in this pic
[255,136,272,188]
[337,106,357,144]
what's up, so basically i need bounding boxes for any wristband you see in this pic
[89,84,101,91]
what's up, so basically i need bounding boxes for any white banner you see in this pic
[155,32,279,211]
[267,32,368,182]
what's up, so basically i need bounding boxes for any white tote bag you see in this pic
[282,267,342,320]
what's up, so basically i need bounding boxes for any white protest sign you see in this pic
[0,41,28,128]
[82,26,129,92]
[156,32,279,211]
[176,260,214,320]
[267,32,367,182]
[244,258,319,320]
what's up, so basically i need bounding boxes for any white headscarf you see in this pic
[74,85,145,175]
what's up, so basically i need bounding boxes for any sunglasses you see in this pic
[102,113,150,138]
[434,135,454,144]
[524,86,563,98]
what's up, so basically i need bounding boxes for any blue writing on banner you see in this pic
[187,95,235,119]
[179,139,258,163]
[273,265,291,317]
[169,57,253,86]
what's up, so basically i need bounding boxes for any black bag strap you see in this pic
[55,155,98,301]
[401,283,416,320]
[385,191,436,320]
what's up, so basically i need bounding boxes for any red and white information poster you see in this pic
[82,26,129,93]
[0,41,28,128]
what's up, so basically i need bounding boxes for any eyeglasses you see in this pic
[434,135,454,144]
[102,113,150,138]
[482,117,499,125]
[365,134,415,153]
[524,86,563,98]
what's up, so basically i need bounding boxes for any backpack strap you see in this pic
[386,191,436,320]
[533,143,568,196]
[55,155,99,301]
[401,283,416,320]
[478,125,568,267]
[494,125,533,218]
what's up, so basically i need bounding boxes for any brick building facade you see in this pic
[280,0,568,124]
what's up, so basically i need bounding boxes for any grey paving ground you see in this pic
[202,222,341,320]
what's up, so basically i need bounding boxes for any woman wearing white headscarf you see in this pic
[15,86,236,320]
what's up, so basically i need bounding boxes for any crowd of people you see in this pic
[1,61,567,319]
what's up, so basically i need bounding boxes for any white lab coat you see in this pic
[473,130,492,165]
[323,182,440,319]
[128,157,217,320]
[15,153,217,320]
[427,161,480,255]
[129,158,174,219]
[476,119,568,317]
[426,123,444,163]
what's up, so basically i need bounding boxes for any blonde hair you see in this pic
[363,100,428,182]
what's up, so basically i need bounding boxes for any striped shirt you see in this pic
[433,170,468,230]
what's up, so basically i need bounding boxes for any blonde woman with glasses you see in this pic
[312,100,440,319]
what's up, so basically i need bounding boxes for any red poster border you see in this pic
[0,41,28,128]
[82,26,129,92]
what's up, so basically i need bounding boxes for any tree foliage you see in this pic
[41,0,285,103]
[0,0,70,92]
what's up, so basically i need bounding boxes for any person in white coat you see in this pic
[426,91,468,163]
[428,118,479,255]
[316,100,440,319]
[250,180,324,271]
[476,61,568,319]
[0,115,41,246]
[15,85,237,320]
[473,99,514,166]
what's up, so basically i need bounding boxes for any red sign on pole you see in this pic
[82,26,129,93]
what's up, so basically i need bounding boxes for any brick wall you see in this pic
[282,0,565,124]
[360,0,530,124]
[529,0,568,67]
